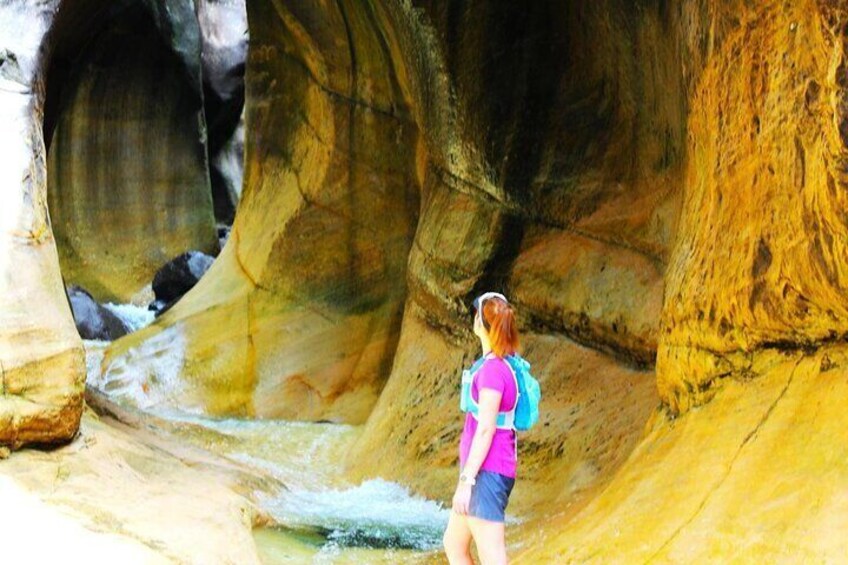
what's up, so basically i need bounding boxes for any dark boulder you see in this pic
[151,251,215,314]
[67,286,129,341]
[217,224,231,248]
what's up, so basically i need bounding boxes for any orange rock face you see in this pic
[659,0,848,414]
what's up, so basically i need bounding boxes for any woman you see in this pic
[443,291,519,565]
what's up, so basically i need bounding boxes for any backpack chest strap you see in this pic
[463,354,520,430]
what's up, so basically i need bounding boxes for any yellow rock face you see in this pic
[517,346,848,562]
[0,3,84,448]
[7,0,848,559]
[659,0,848,414]
[98,0,683,515]
[345,0,683,507]
[102,0,420,422]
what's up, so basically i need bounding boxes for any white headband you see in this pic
[473,291,508,312]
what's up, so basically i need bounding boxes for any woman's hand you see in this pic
[452,483,472,514]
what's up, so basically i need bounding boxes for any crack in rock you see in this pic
[644,354,806,564]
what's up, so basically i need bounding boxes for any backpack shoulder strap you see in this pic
[467,354,518,430]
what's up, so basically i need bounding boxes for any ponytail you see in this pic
[481,297,519,357]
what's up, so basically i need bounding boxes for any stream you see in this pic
[83,304,449,564]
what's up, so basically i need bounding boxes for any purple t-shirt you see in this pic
[459,355,518,478]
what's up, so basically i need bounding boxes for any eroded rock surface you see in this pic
[4,0,848,561]
[104,0,422,421]
[0,1,84,449]
[658,1,848,414]
[346,0,683,503]
[0,408,268,564]
[45,0,218,302]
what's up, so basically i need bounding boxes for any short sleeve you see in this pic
[476,359,510,394]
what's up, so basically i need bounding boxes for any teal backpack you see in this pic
[460,353,541,431]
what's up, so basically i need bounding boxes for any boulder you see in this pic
[67,286,129,341]
[151,252,215,313]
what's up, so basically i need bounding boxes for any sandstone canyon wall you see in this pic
[659,0,848,414]
[103,0,422,421]
[45,0,219,301]
[3,0,848,560]
[0,2,84,447]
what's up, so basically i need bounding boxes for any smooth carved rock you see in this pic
[0,0,84,449]
[98,1,683,511]
[0,410,267,563]
[103,0,421,421]
[346,0,684,501]
[517,346,848,562]
[67,286,129,341]
[3,0,848,560]
[45,0,218,302]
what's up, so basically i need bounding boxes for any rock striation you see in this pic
[45,0,219,302]
[4,0,848,560]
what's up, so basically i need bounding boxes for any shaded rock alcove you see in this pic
[44,0,219,302]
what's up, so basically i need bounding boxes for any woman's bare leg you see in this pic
[443,511,474,564]
[467,516,507,565]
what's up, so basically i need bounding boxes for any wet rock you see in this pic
[67,286,129,341]
[151,252,215,313]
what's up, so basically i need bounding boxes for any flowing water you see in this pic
[102,302,156,332]
[83,314,451,564]
[149,413,447,564]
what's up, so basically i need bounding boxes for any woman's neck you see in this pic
[480,337,493,357]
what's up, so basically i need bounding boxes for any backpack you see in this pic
[504,354,541,431]
[460,352,541,431]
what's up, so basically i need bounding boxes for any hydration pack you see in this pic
[460,353,541,431]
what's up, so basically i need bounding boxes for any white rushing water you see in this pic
[154,413,452,552]
[82,341,457,559]
[102,302,156,332]
[259,478,450,551]
[84,324,193,413]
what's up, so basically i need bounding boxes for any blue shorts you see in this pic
[467,470,515,522]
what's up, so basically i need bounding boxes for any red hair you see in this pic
[480,296,519,357]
